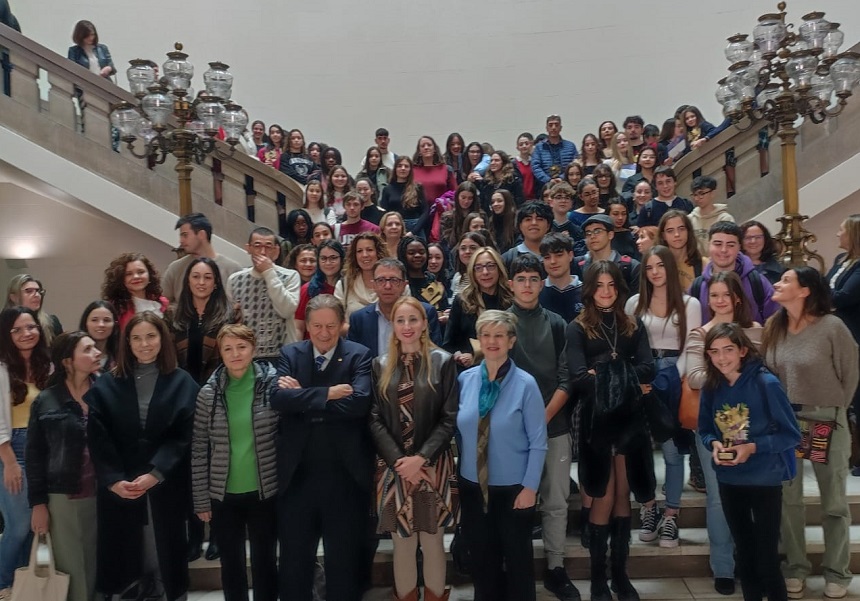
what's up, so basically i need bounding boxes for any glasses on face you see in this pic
[584,229,608,238]
[596,174,611,179]
[21,287,45,296]
[743,235,764,242]
[318,255,341,263]
[373,277,404,287]
[513,276,542,286]
[693,190,713,198]
[474,263,498,273]
[10,324,40,335]
[251,242,278,251]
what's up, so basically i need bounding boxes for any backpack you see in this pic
[691,269,766,321]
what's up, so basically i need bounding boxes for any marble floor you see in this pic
[187,576,860,600]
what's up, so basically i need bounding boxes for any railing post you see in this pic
[7,50,38,107]
[46,71,76,129]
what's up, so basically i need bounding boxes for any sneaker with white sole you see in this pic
[638,504,659,542]
[0,588,10,601]
[824,582,848,599]
[785,578,805,599]
[657,514,679,548]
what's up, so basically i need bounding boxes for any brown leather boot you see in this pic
[423,587,450,601]
[393,588,419,601]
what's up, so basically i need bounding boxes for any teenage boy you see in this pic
[575,214,640,292]
[507,254,579,601]
[690,221,779,324]
[623,115,646,157]
[501,201,553,274]
[539,233,584,323]
[687,176,734,257]
[547,183,586,256]
[359,127,396,171]
[338,192,380,249]
[636,166,694,227]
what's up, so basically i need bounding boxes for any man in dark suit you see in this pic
[348,258,442,356]
[270,294,374,601]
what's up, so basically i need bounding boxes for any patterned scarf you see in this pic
[477,359,511,511]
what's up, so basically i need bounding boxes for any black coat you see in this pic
[269,339,375,493]
[369,348,459,466]
[85,368,198,600]
[828,253,860,346]
[25,383,88,506]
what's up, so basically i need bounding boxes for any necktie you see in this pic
[315,355,326,372]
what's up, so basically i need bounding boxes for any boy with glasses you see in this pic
[575,215,640,291]
[688,176,734,258]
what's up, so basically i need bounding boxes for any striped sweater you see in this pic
[191,361,280,512]
[227,266,301,358]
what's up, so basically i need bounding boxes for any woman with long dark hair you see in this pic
[412,136,457,205]
[658,210,707,292]
[0,307,51,598]
[257,125,284,169]
[5,274,63,347]
[513,132,536,200]
[487,190,517,254]
[282,209,313,252]
[762,267,859,600]
[86,312,199,601]
[295,240,345,339]
[427,243,452,303]
[440,181,480,251]
[626,246,701,553]
[622,146,658,198]
[370,297,459,601]
[279,129,319,186]
[102,252,169,331]
[566,261,654,601]
[381,157,430,239]
[443,133,466,184]
[357,146,392,198]
[79,300,119,372]
[25,331,103,601]
[575,133,603,175]
[598,121,619,159]
[480,151,524,209]
[324,165,354,220]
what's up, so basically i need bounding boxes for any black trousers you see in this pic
[278,467,370,601]
[211,492,278,601]
[718,482,787,601]
[458,477,536,601]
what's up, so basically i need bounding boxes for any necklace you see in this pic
[599,313,619,360]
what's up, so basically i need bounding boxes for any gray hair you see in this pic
[305,294,345,323]
[475,309,518,338]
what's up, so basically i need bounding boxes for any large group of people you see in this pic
[0,201,858,601]
[1,22,859,598]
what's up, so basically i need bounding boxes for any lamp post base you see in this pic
[773,212,825,271]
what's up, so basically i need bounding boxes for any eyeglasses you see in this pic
[474,263,498,273]
[21,288,45,296]
[743,235,764,242]
[513,276,542,286]
[373,277,404,287]
[596,174,611,179]
[693,190,714,197]
[10,324,40,335]
[318,255,341,263]
[584,229,608,237]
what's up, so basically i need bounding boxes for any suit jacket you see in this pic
[269,339,374,492]
[348,301,442,357]
[827,253,860,344]
[369,348,459,467]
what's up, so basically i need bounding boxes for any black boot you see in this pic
[580,506,591,549]
[610,517,640,601]
[589,523,612,601]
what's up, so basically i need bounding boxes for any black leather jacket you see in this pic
[25,383,89,506]
[370,348,459,467]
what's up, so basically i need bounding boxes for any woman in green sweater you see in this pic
[762,266,859,601]
[192,324,280,601]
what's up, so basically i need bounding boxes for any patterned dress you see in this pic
[376,354,456,537]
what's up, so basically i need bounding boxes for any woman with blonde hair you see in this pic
[380,211,407,259]
[5,275,62,346]
[607,132,636,193]
[442,248,513,369]
[334,231,389,319]
[370,297,459,601]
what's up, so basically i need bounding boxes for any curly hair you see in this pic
[101,252,163,317]
[483,151,516,187]
[343,231,387,284]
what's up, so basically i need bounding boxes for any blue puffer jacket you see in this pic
[531,139,578,186]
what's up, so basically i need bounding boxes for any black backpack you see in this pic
[691,269,767,321]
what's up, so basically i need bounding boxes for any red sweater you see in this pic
[412,163,456,203]
[515,160,536,200]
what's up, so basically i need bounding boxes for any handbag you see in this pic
[643,391,676,443]
[11,534,70,601]
[593,359,641,419]
[678,376,700,430]
[796,412,837,464]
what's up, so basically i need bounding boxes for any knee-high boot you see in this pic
[610,517,640,601]
[589,523,612,601]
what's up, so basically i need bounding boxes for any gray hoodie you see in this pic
[689,204,735,257]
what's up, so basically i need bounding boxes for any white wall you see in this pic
[13,0,860,170]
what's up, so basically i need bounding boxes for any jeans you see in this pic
[720,483,786,601]
[696,433,735,579]
[0,429,33,589]
[656,356,684,510]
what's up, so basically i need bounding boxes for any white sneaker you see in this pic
[824,582,848,599]
[785,578,805,599]
[0,588,10,601]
